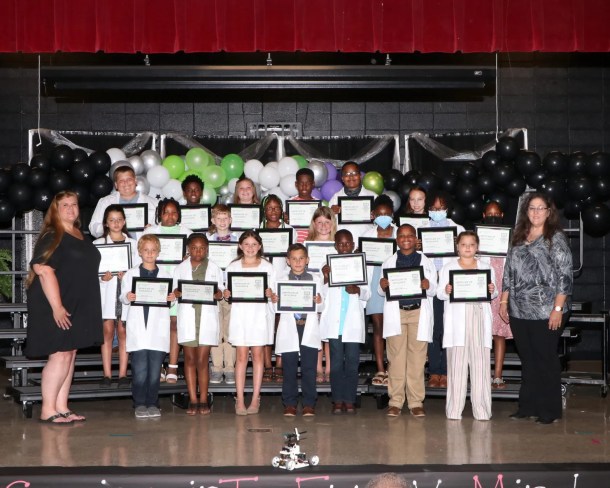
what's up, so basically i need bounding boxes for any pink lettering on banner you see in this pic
[5,482,31,488]
[295,475,330,488]
[473,474,504,488]
[218,476,259,488]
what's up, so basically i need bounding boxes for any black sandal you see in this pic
[263,367,274,382]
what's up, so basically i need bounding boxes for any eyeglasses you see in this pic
[528,206,549,213]
[342,171,360,177]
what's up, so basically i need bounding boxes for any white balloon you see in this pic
[128,155,145,175]
[279,174,298,197]
[385,190,402,212]
[147,165,170,188]
[109,160,133,181]
[148,186,163,200]
[264,186,288,205]
[227,177,239,194]
[162,179,183,200]
[278,156,299,178]
[244,159,264,182]
[266,161,279,171]
[106,147,126,164]
[141,150,162,172]
[259,165,280,190]
[135,175,150,195]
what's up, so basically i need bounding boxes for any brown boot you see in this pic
[439,375,448,388]
[428,374,441,388]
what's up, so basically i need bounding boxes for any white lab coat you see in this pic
[328,187,376,242]
[319,280,371,344]
[274,271,324,354]
[172,258,224,345]
[379,252,437,342]
[436,258,498,349]
[89,191,158,239]
[120,266,173,353]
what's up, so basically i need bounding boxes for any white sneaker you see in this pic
[134,406,149,418]
[224,371,235,384]
[147,406,161,418]
[210,370,223,384]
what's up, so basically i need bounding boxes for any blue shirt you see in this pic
[339,287,349,336]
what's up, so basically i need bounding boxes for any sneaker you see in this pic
[117,376,131,388]
[224,371,235,384]
[410,406,426,417]
[99,376,112,388]
[344,403,356,414]
[134,406,149,418]
[331,402,344,415]
[387,406,401,417]
[283,406,297,417]
[147,406,161,418]
[210,370,223,384]
[302,406,316,417]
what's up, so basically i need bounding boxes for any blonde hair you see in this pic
[233,177,260,204]
[306,206,337,241]
[208,203,231,235]
[137,234,161,254]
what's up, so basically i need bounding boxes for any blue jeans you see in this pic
[130,349,166,408]
[328,337,360,404]
[282,325,318,408]
[428,297,447,375]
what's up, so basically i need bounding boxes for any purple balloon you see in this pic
[311,187,323,200]
[321,179,343,201]
[324,162,338,182]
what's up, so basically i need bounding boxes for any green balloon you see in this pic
[362,171,384,195]
[162,155,185,180]
[201,165,227,189]
[201,184,217,205]
[292,155,308,169]
[221,153,245,180]
[185,148,212,170]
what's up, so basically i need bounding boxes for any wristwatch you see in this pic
[554,305,563,312]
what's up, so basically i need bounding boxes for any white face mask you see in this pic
[429,210,447,222]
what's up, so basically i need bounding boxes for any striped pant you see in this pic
[446,304,492,420]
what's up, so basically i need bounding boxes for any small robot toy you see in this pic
[271,428,319,470]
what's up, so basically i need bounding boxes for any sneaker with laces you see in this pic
[283,406,297,417]
[99,376,112,388]
[302,406,316,417]
[224,371,235,384]
[117,376,131,388]
[147,406,161,418]
[209,370,223,384]
[134,406,149,418]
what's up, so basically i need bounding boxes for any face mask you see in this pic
[484,216,503,225]
[374,215,393,229]
[429,210,447,222]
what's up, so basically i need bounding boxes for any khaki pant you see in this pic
[210,300,236,373]
[386,308,427,410]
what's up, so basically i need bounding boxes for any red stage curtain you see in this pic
[0,0,608,53]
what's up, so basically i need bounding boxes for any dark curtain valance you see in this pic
[1,0,608,54]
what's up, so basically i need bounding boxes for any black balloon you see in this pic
[543,151,568,176]
[467,199,485,221]
[30,154,51,172]
[397,180,415,201]
[0,169,12,194]
[49,171,72,194]
[587,152,610,178]
[89,151,112,175]
[563,200,584,220]
[72,148,88,164]
[477,173,495,194]
[568,151,588,175]
[455,182,480,204]
[33,188,54,212]
[441,173,458,193]
[515,150,542,177]
[542,178,567,208]
[449,203,467,225]
[458,163,478,182]
[525,169,547,189]
[70,185,90,207]
[417,172,440,192]
[496,136,520,162]
[0,199,16,223]
[487,192,509,210]
[582,203,610,238]
[383,169,403,192]
[11,162,31,183]
[505,177,527,198]
[91,175,114,199]
[71,160,95,185]
[51,145,74,171]
[482,151,500,172]
[8,184,33,212]
[594,178,610,202]
[29,168,48,188]
[567,175,594,202]
[492,163,516,187]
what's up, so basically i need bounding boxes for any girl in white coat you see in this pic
[94,204,140,388]
[223,230,276,415]
[437,231,497,421]
[173,234,224,416]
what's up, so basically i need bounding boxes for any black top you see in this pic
[26,231,103,357]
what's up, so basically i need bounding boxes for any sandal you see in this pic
[316,372,325,384]
[492,377,507,389]
[371,371,386,386]
[198,403,211,415]
[165,364,179,384]
[382,372,389,386]
[186,402,198,416]
[39,413,73,424]
[159,366,167,383]
[263,367,274,383]
[274,368,283,383]
[59,410,86,422]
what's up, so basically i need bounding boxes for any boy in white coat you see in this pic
[320,229,371,414]
[121,234,175,419]
[379,224,437,418]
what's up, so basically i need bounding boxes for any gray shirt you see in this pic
[502,232,573,320]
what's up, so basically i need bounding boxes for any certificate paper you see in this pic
[131,277,172,307]
[180,205,211,232]
[257,228,293,257]
[475,225,513,257]
[276,280,317,313]
[449,269,492,303]
[399,215,429,229]
[304,241,335,272]
[227,272,268,303]
[383,267,425,301]
[285,200,321,228]
[327,253,367,287]
[96,243,132,276]
[208,242,239,270]
[177,280,217,305]
[337,196,374,224]
[122,203,148,232]
[154,234,187,264]
[230,204,262,231]
[359,237,397,266]
[418,227,457,257]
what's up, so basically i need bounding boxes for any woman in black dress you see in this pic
[26,191,103,423]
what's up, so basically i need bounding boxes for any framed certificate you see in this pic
[177,280,218,305]
[359,237,397,266]
[121,203,148,232]
[208,242,239,270]
[382,267,425,301]
[230,204,262,231]
[475,224,513,257]
[180,205,211,232]
[131,277,173,307]
[418,227,457,257]
[96,242,132,276]
[304,241,335,272]
[449,269,492,303]
[276,280,317,313]
[227,272,268,303]
[285,200,321,228]
[154,234,187,265]
[257,228,293,257]
[337,196,374,224]
[327,253,367,287]
[399,215,429,229]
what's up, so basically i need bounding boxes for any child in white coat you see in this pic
[437,231,497,421]
[173,233,224,416]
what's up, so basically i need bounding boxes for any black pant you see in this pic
[510,316,565,420]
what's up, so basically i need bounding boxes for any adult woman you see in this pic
[26,191,103,423]
[499,192,572,424]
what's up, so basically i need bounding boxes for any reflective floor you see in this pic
[1,381,609,468]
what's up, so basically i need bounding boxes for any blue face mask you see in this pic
[374,215,393,229]
[429,210,447,222]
